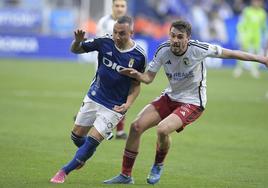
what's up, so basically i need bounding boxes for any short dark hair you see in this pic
[170,20,192,37]
[113,0,127,3]
[117,15,133,29]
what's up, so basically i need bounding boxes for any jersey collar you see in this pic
[114,40,136,53]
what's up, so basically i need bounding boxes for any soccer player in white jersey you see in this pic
[104,20,268,185]
[50,16,147,184]
[96,0,127,36]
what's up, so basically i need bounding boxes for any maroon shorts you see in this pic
[151,94,204,132]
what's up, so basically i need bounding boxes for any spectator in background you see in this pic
[233,0,267,78]
[190,0,209,41]
[207,6,228,43]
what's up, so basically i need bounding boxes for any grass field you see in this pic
[0,59,267,188]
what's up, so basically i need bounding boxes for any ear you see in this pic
[130,30,134,37]
[187,35,191,40]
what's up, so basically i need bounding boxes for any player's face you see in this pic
[112,0,127,19]
[169,27,190,56]
[113,22,133,49]
[252,0,263,7]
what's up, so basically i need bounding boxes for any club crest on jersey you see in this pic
[183,57,190,65]
[128,58,135,67]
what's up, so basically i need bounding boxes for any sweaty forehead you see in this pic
[170,27,187,36]
[114,22,129,31]
[113,0,126,6]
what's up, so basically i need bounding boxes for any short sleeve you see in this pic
[81,38,100,53]
[148,49,164,72]
[206,44,222,57]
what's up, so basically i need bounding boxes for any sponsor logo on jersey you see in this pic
[171,71,194,80]
[128,58,135,67]
[183,57,190,65]
[103,57,124,72]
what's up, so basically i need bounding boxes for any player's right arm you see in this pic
[120,68,156,84]
[70,29,86,54]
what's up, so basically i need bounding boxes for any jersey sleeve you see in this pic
[80,38,100,53]
[191,40,222,58]
[140,54,147,73]
[206,43,222,57]
[148,48,164,73]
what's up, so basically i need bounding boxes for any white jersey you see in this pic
[148,40,223,108]
[96,15,116,36]
[81,15,116,67]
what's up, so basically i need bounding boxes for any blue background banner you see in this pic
[0,34,76,60]
[0,34,236,67]
[0,8,42,34]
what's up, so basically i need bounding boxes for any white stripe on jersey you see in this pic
[148,40,222,108]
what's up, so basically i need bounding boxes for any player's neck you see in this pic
[111,14,118,21]
[117,39,135,51]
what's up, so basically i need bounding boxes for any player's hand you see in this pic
[74,29,86,43]
[119,68,140,79]
[113,104,129,114]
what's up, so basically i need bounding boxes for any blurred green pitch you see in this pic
[0,59,267,188]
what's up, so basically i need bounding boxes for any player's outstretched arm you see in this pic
[220,48,268,67]
[70,29,86,54]
[120,68,157,84]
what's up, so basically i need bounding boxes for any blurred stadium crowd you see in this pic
[1,0,267,42]
[0,0,267,63]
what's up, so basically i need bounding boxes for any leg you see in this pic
[71,97,97,147]
[147,114,182,185]
[115,117,128,139]
[103,104,161,184]
[147,103,204,185]
[50,127,103,184]
[71,125,91,147]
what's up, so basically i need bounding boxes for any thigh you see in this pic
[72,125,91,137]
[173,103,204,132]
[151,95,172,120]
[94,105,124,140]
[75,98,98,127]
[133,104,162,131]
[157,113,183,135]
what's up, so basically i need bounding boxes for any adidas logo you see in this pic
[106,51,112,56]
[165,60,171,65]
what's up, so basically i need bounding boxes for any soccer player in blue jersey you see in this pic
[50,15,146,184]
[76,0,129,140]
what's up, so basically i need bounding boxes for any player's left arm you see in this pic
[220,48,268,67]
[113,80,141,114]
